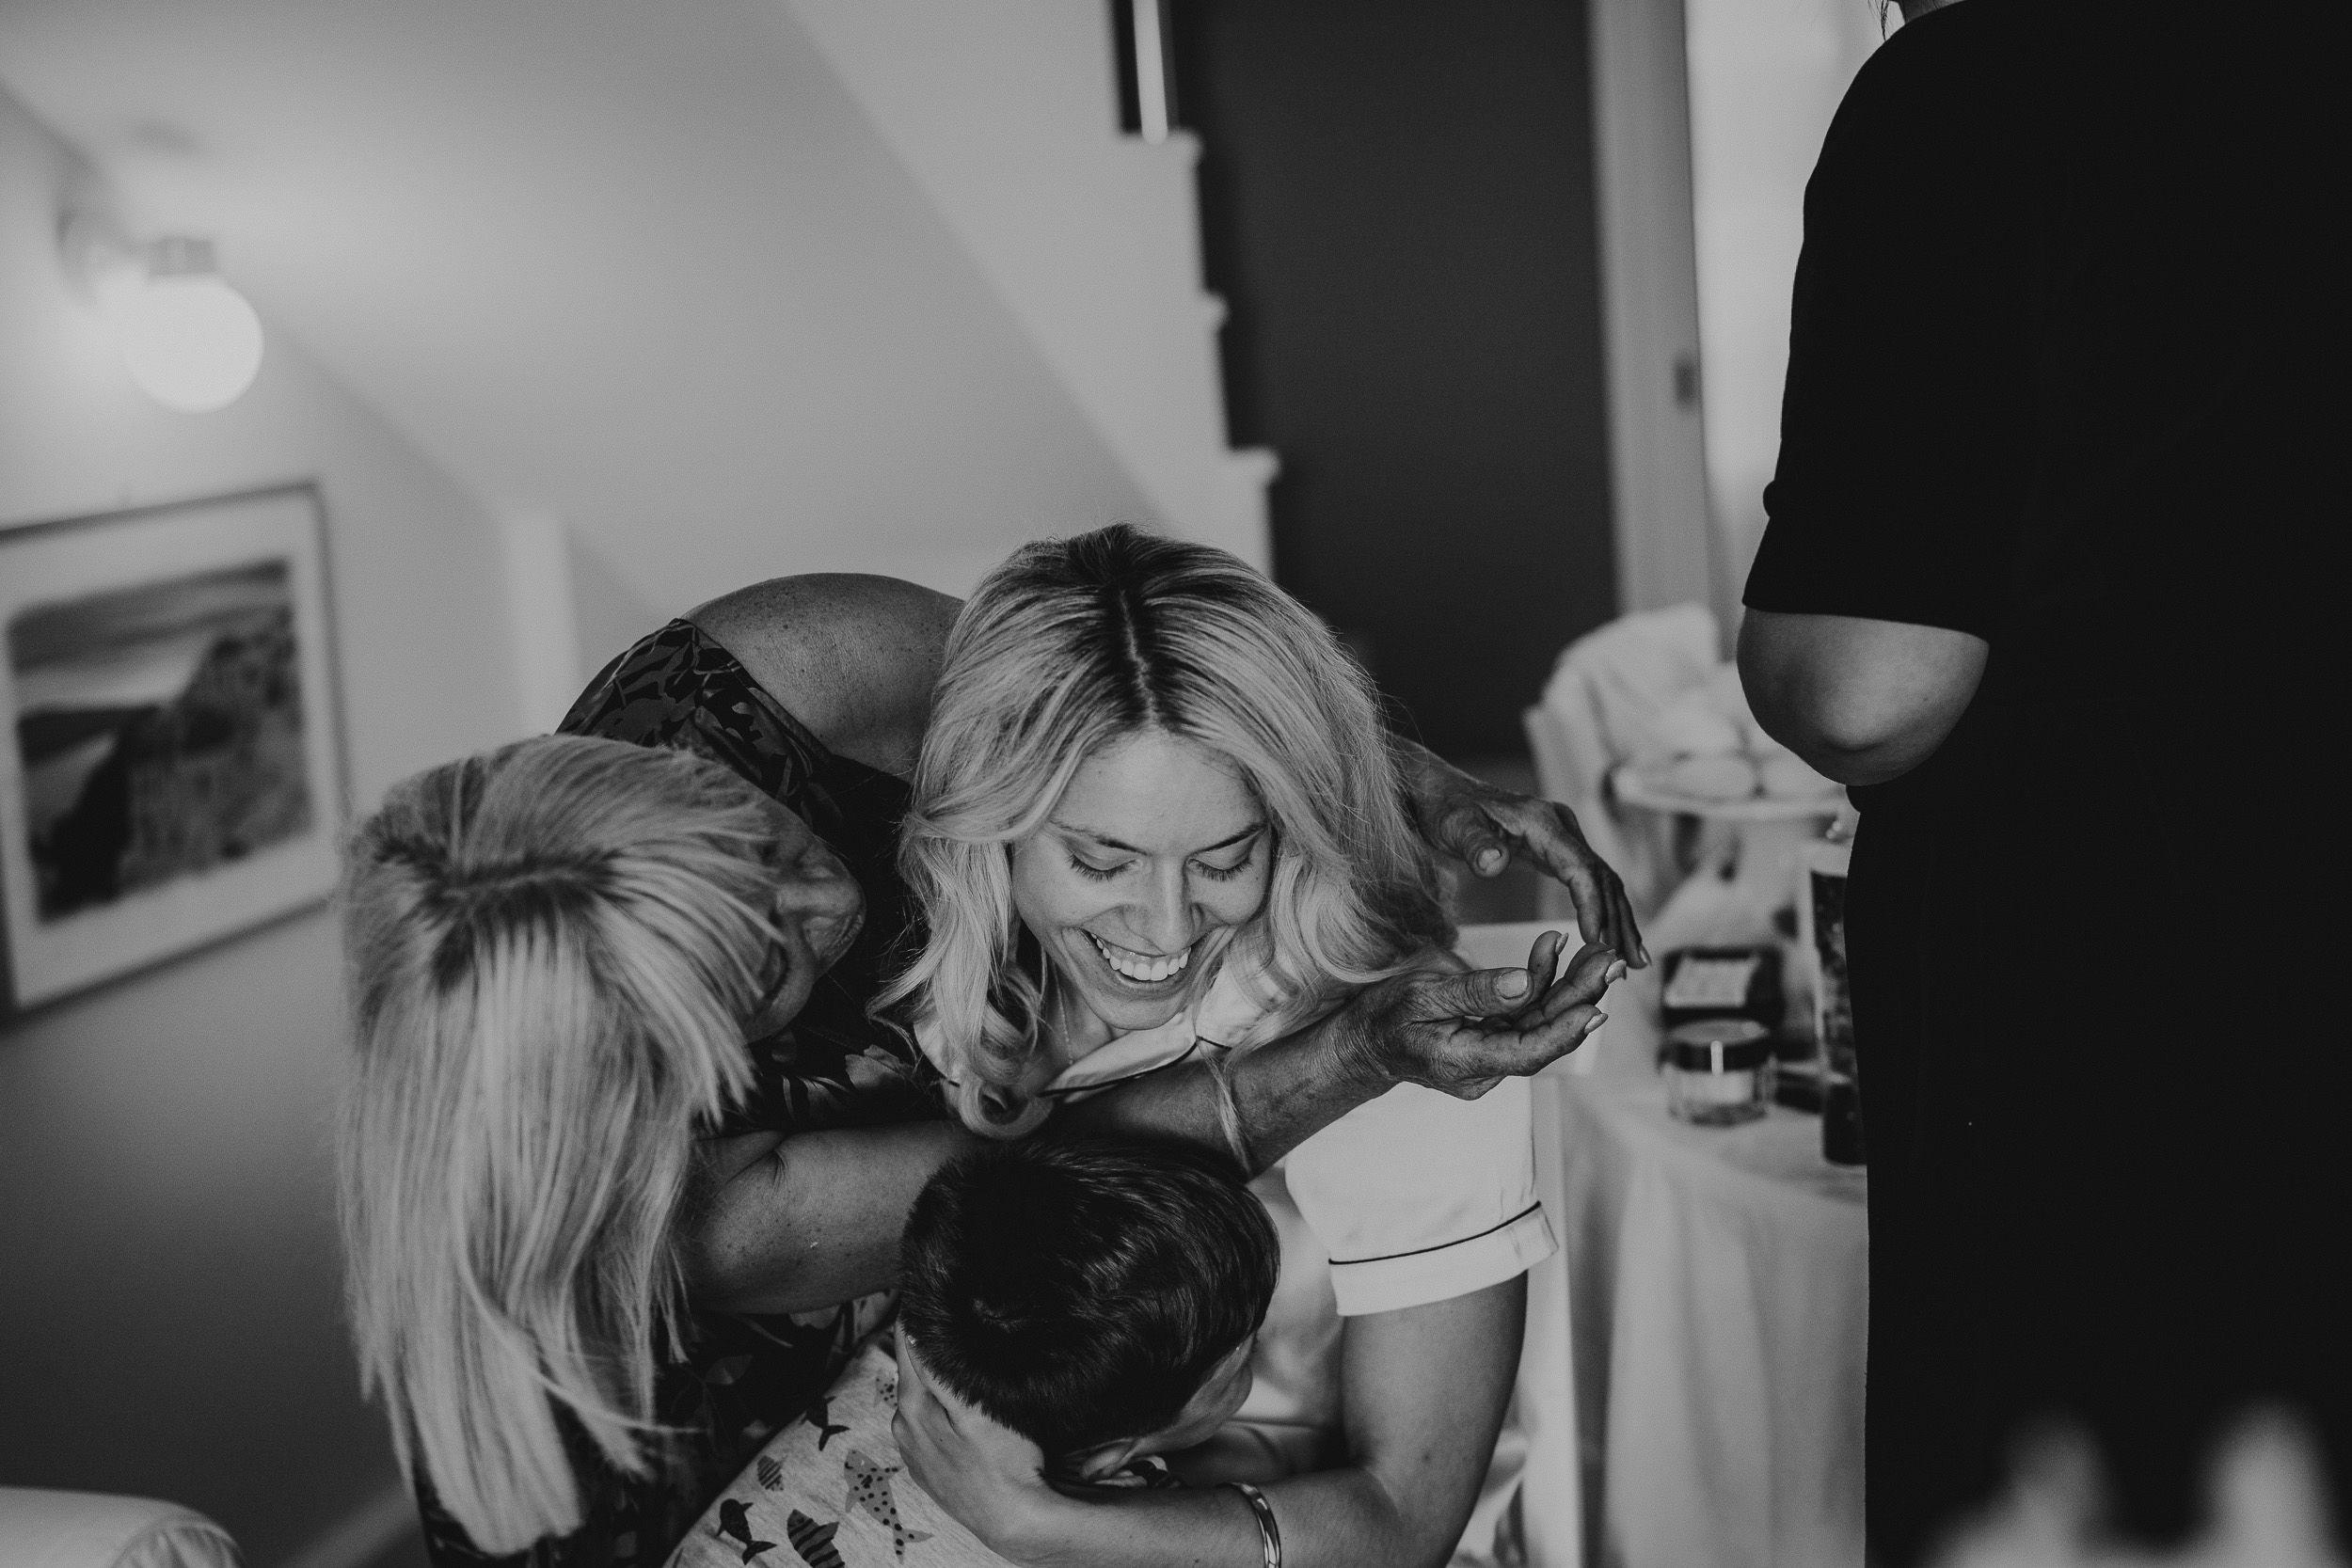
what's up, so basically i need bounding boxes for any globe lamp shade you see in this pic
[114,266,265,413]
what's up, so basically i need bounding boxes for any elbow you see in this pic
[1737,665,1887,785]
[676,1231,767,1315]
[684,1241,861,1319]
[1749,693,1922,787]
[1345,1467,1470,1568]
[1754,697,1915,785]
[675,1193,823,1318]
[1736,616,1974,787]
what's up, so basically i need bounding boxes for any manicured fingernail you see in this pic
[1605,960,1628,985]
[1585,1012,1609,1033]
[1500,971,1531,998]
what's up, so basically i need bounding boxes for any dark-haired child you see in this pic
[896,1136,1280,1485]
[671,1138,1282,1568]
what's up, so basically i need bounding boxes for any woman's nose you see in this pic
[1128,866,1191,951]
[774,847,862,920]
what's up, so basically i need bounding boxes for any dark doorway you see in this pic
[1167,0,1618,757]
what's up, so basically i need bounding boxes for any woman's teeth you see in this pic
[1089,934,1192,984]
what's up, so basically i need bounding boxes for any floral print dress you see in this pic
[416,619,946,1568]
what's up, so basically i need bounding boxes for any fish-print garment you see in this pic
[414,619,946,1568]
[671,1341,1180,1568]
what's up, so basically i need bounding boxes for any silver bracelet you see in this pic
[1225,1481,1281,1568]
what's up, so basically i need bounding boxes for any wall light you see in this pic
[64,217,266,413]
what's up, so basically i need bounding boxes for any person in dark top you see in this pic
[340,567,1639,1567]
[1738,1,2336,1561]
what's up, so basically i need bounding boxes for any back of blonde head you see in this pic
[339,735,782,1553]
[881,525,1450,1135]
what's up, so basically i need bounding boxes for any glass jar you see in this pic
[1663,1017,1775,1127]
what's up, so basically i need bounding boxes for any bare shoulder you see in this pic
[686,575,962,776]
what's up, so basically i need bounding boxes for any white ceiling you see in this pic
[0,0,1155,607]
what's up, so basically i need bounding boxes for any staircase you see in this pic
[787,0,1275,569]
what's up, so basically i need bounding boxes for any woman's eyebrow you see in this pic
[1049,820,1266,856]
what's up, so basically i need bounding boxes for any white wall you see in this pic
[1684,0,1894,622]
[0,82,517,1566]
[1587,0,1718,624]
[788,0,1276,569]
[0,0,1165,706]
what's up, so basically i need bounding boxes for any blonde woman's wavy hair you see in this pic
[337,735,785,1554]
[879,524,1451,1136]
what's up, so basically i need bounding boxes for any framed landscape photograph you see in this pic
[0,484,346,1011]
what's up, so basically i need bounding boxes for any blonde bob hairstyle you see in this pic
[879,524,1451,1137]
[338,734,785,1554]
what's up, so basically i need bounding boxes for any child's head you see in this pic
[897,1137,1279,1479]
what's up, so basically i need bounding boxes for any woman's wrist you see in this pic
[1226,1006,1396,1170]
[971,1475,1090,1564]
[1315,979,1406,1100]
[1226,1481,1283,1568]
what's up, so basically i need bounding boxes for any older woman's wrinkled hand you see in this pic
[1334,932,1626,1100]
[1393,742,1648,967]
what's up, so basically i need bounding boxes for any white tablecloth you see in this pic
[1457,923,1867,1568]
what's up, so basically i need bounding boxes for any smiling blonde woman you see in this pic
[882,525,1450,1140]
[885,527,1617,1568]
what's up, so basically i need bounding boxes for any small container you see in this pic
[1663,1017,1775,1127]
[1801,817,1866,1166]
[1660,944,1785,1037]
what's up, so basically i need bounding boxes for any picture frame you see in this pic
[0,483,347,1012]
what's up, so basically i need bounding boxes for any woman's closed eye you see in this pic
[1191,847,1256,882]
[1066,847,1256,882]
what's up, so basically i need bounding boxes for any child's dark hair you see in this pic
[897,1137,1279,1457]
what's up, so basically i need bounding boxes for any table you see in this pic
[1457,923,1867,1568]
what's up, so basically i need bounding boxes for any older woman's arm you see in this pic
[1057,932,1622,1175]
[683,941,1615,1311]
[895,1279,1527,1568]
[680,1121,983,1316]
[686,938,1617,1311]
[1738,609,1987,786]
